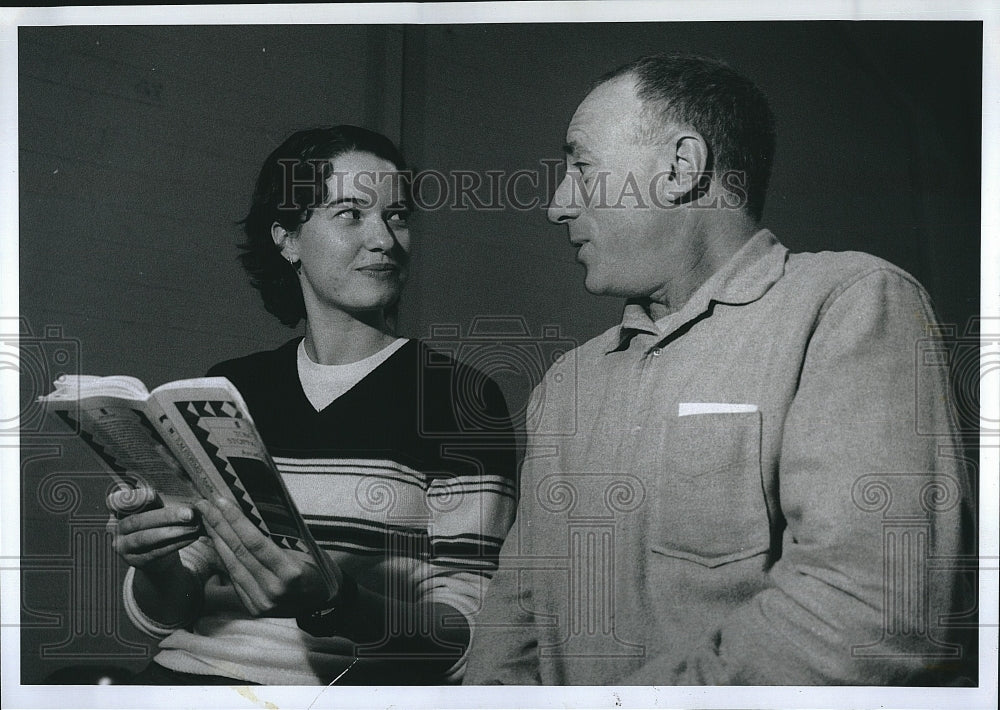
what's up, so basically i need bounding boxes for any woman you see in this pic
[109,126,518,685]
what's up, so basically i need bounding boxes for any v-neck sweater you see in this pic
[124,338,518,684]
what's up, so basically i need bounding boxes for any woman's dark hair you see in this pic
[239,125,410,327]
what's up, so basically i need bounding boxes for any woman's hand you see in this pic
[106,484,205,627]
[194,496,335,617]
[106,485,201,573]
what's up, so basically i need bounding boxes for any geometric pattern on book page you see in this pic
[54,409,136,484]
[176,400,270,539]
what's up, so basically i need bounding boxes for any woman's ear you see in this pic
[271,223,300,265]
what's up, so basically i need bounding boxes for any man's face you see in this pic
[547,76,687,301]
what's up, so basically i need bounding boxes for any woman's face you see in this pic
[279,151,410,319]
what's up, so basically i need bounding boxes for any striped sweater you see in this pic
[124,338,518,684]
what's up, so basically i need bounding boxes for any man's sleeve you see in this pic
[463,507,542,684]
[464,388,545,685]
[623,268,972,684]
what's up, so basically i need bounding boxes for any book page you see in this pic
[43,395,201,505]
[45,374,150,401]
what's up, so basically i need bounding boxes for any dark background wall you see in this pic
[17,22,981,682]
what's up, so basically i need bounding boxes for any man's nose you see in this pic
[547,174,582,224]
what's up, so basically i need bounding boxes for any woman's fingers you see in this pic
[195,497,327,616]
[107,484,159,516]
[114,506,200,553]
[115,537,198,568]
[111,518,201,563]
[198,497,288,570]
[106,486,201,568]
[115,504,195,533]
[114,519,201,554]
[196,499,280,614]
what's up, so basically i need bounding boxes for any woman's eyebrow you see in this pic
[325,196,367,208]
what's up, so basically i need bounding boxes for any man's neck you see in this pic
[651,208,759,313]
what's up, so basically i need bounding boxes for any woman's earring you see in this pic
[286,255,302,272]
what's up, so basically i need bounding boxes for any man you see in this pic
[464,53,971,685]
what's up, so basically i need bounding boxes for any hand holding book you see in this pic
[195,496,340,618]
[106,485,201,573]
[106,484,208,628]
[40,374,341,603]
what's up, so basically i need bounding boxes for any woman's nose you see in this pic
[364,218,396,251]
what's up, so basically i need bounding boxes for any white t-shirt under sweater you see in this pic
[297,338,408,411]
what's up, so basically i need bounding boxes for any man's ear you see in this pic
[271,223,300,264]
[655,132,710,205]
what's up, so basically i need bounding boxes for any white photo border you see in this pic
[1,2,996,709]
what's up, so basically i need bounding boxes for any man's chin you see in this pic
[583,273,614,297]
[583,274,643,299]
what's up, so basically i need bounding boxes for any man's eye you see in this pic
[571,163,594,184]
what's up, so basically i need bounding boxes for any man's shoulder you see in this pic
[566,323,622,360]
[532,323,620,391]
[784,249,926,296]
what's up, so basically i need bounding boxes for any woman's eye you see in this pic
[386,211,410,227]
[335,208,362,221]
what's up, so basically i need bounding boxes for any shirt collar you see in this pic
[611,229,788,352]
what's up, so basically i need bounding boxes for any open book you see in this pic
[40,375,338,598]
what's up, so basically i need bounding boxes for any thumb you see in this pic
[106,483,160,517]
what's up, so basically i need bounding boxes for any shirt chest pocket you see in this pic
[651,410,770,567]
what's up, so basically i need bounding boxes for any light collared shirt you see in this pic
[466,230,971,685]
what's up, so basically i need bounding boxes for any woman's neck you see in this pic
[302,310,398,365]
